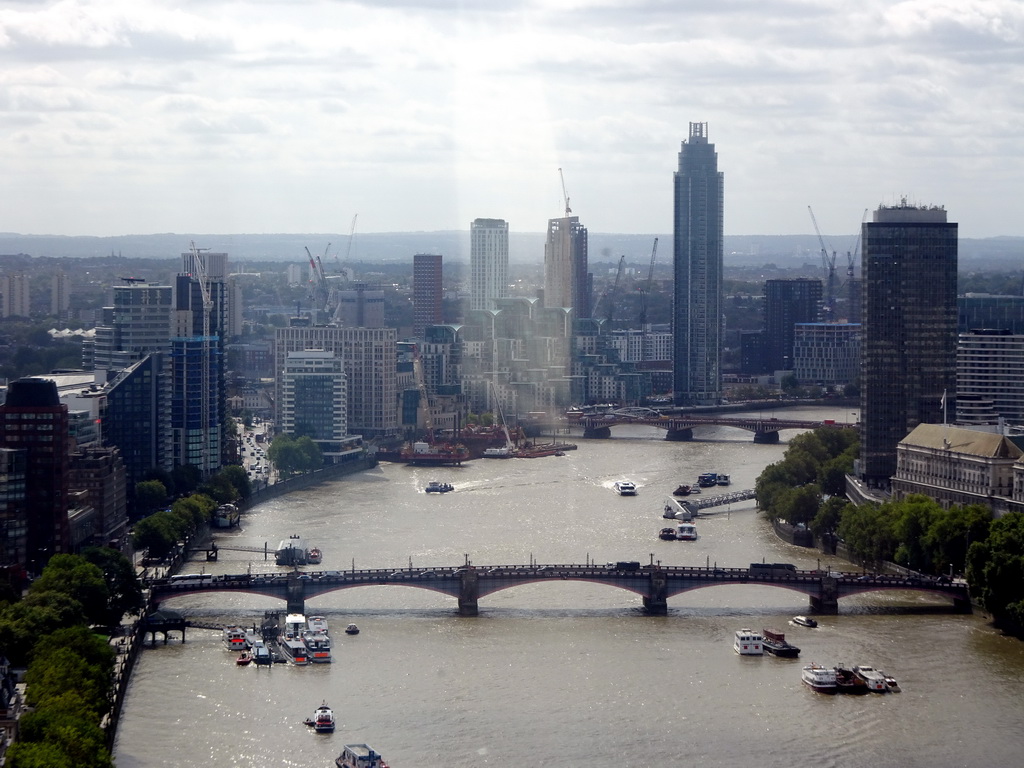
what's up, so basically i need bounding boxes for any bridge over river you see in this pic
[148,563,971,617]
[575,414,844,442]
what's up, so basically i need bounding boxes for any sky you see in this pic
[1,0,1022,239]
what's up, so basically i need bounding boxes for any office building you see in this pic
[279,350,362,462]
[958,294,1024,335]
[0,448,27,572]
[92,284,173,371]
[543,216,590,318]
[470,218,509,312]
[0,378,71,574]
[764,278,822,371]
[792,322,860,387]
[412,253,443,339]
[956,329,1024,426]
[68,444,127,549]
[859,202,957,488]
[673,121,724,405]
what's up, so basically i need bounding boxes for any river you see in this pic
[113,407,1024,768]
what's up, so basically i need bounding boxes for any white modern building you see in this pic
[956,329,1024,427]
[279,350,362,462]
[469,218,509,312]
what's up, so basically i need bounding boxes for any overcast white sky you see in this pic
[1,0,1022,239]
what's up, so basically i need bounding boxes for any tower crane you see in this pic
[558,167,572,216]
[638,237,659,328]
[603,255,626,326]
[808,206,838,320]
[339,213,358,274]
[304,245,330,313]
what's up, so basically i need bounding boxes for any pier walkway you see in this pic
[147,562,971,617]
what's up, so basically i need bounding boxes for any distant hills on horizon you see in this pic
[2,231,1023,270]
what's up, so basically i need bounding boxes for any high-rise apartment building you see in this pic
[92,284,173,371]
[673,121,723,405]
[859,201,958,488]
[0,378,71,574]
[275,325,398,438]
[279,350,361,461]
[764,278,822,371]
[470,218,509,312]
[413,253,443,339]
[956,329,1024,427]
[543,216,589,318]
[51,271,71,320]
[1,273,29,318]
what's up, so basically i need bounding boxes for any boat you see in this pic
[400,440,470,466]
[792,615,818,628]
[303,629,332,663]
[213,503,240,528]
[313,702,336,733]
[801,663,837,693]
[676,522,698,541]
[345,623,360,635]
[307,615,330,635]
[336,744,389,768]
[613,480,638,496]
[853,664,889,692]
[482,445,513,458]
[697,472,718,487]
[235,651,252,666]
[663,496,694,521]
[251,640,273,666]
[275,534,307,566]
[716,473,731,486]
[672,484,692,496]
[761,628,800,657]
[278,613,311,665]
[223,625,250,652]
[424,481,454,493]
[834,666,869,694]
[734,628,763,655]
[882,671,901,692]
[306,546,323,564]
[658,527,677,541]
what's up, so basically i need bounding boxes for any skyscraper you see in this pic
[469,218,509,312]
[673,122,724,405]
[859,201,958,489]
[0,273,29,318]
[543,216,589,318]
[764,278,822,371]
[413,253,443,339]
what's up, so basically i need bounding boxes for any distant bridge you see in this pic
[147,563,971,617]
[573,414,846,443]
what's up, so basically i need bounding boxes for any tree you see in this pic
[81,547,144,625]
[967,512,1024,628]
[29,555,109,626]
[134,480,168,515]
[171,464,202,495]
[220,464,252,500]
[198,473,239,505]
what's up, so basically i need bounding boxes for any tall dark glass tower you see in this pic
[859,202,958,488]
[673,122,723,405]
[765,278,822,371]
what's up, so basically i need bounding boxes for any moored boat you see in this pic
[716,473,731,486]
[734,628,763,655]
[613,480,637,496]
[801,663,837,693]
[853,664,888,692]
[400,441,470,466]
[235,651,252,666]
[303,629,332,663]
[275,534,307,565]
[482,445,513,458]
[307,615,330,635]
[698,472,718,487]
[223,625,249,652]
[792,615,818,628]
[336,744,389,768]
[658,527,677,541]
[672,484,692,496]
[251,640,273,666]
[279,613,311,665]
[761,628,800,657]
[834,666,869,694]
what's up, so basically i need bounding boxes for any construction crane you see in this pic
[638,237,659,328]
[411,345,434,440]
[808,206,838,320]
[558,167,572,216]
[188,240,215,476]
[304,245,330,313]
[603,255,626,326]
[838,208,869,321]
[339,213,358,275]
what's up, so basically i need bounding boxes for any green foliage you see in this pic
[198,473,239,505]
[0,597,87,666]
[220,464,252,500]
[82,547,144,625]
[966,513,1024,626]
[134,479,168,513]
[171,464,202,495]
[29,555,109,626]
[268,433,323,477]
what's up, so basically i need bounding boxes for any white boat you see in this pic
[223,625,249,652]
[306,546,323,564]
[482,445,513,458]
[275,534,307,565]
[251,640,273,666]
[716,473,731,486]
[307,615,330,635]
[303,629,332,663]
[213,503,240,528]
[802,663,837,693]
[313,702,336,733]
[792,615,818,628]
[279,613,310,665]
[853,664,889,692]
[336,744,390,768]
[613,480,638,496]
[676,522,698,541]
[734,628,763,655]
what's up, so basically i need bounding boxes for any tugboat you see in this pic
[761,628,800,657]
[311,702,336,733]
[336,744,389,768]
[345,623,360,635]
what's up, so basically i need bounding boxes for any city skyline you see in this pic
[1,2,1022,239]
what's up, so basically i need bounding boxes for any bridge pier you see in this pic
[952,595,974,614]
[286,573,306,615]
[665,428,694,442]
[458,570,479,616]
[643,571,668,615]
[753,430,780,444]
[809,576,839,614]
[583,426,611,439]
